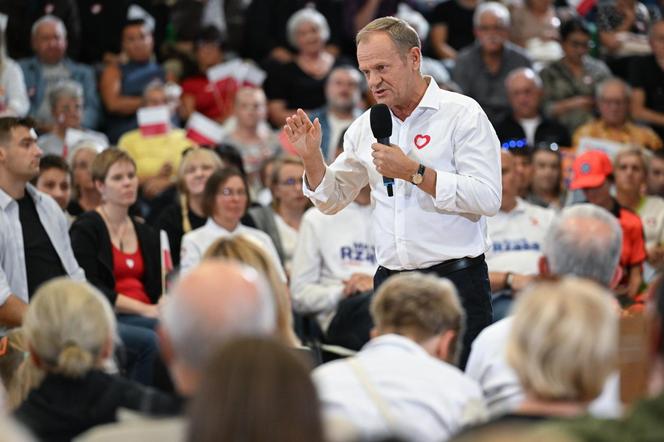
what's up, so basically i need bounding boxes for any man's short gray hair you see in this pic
[544,204,622,287]
[142,79,165,99]
[473,2,511,28]
[596,77,632,101]
[31,15,67,39]
[286,7,330,50]
[161,263,276,370]
[49,80,83,110]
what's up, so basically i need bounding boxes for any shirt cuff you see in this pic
[302,168,334,203]
[433,169,459,210]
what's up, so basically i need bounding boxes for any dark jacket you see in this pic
[14,370,178,442]
[69,211,162,305]
[494,114,572,148]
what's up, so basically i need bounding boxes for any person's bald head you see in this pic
[160,260,276,394]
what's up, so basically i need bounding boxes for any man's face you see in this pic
[53,96,83,129]
[513,154,533,196]
[583,180,613,209]
[614,153,645,195]
[501,151,518,209]
[650,22,664,60]
[36,167,71,210]
[122,24,154,63]
[507,74,541,119]
[648,156,664,197]
[357,32,420,112]
[0,126,43,182]
[531,150,560,193]
[235,89,267,128]
[144,88,168,107]
[326,69,361,113]
[32,21,67,65]
[598,82,629,127]
[474,12,508,54]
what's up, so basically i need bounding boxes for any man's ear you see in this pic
[435,330,458,364]
[538,256,550,277]
[409,47,421,71]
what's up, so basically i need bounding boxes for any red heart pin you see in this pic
[414,134,430,149]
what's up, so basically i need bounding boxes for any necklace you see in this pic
[99,206,130,252]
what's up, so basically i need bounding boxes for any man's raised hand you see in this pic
[284,109,323,160]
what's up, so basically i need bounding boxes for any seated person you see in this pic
[647,149,664,197]
[569,150,647,298]
[614,147,664,282]
[249,156,309,271]
[66,141,103,217]
[290,184,376,339]
[495,68,570,151]
[629,19,664,142]
[428,0,478,61]
[100,18,164,143]
[180,26,233,123]
[313,273,486,442]
[220,87,282,195]
[0,27,29,118]
[70,150,164,330]
[452,2,532,124]
[509,0,563,63]
[118,81,192,200]
[36,81,109,157]
[487,150,556,320]
[527,145,566,209]
[14,278,176,441]
[573,78,663,151]
[156,148,224,268]
[179,167,284,278]
[34,154,71,218]
[19,15,100,131]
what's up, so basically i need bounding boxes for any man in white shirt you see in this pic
[0,117,85,327]
[313,272,486,442]
[486,150,556,320]
[466,204,624,418]
[285,16,501,368]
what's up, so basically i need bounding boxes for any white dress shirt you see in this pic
[180,218,285,280]
[466,317,623,419]
[290,203,377,331]
[313,334,487,442]
[304,77,501,270]
[0,184,85,305]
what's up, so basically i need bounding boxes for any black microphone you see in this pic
[370,104,394,197]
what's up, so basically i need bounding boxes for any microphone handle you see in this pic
[377,137,394,196]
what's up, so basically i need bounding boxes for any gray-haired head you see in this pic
[161,259,276,372]
[543,204,622,287]
[596,77,632,101]
[31,15,67,39]
[473,2,511,28]
[49,80,83,111]
[505,67,543,91]
[286,7,330,50]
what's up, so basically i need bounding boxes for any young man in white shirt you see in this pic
[313,272,486,442]
[285,16,501,368]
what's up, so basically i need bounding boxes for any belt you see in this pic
[379,254,485,278]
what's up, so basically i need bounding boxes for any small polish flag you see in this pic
[186,112,224,146]
[243,63,267,87]
[137,106,171,137]
[160,230,173,291]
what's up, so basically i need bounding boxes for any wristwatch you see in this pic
[505,272,514,290]
[411,164,425,185]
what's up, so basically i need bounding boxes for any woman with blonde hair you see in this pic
[204,235,299,346]
[13,278,173,441]
[0,329,43,410]
[156,147,224,267]
[66,141,104,217]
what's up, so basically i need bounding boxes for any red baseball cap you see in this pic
[569,150,613,190]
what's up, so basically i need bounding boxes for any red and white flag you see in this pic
[243,63,267,87]
[160,230,173,291]
[186,112,224,146]
[137,105,171,137]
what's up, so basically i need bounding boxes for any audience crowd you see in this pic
[0,1,663,441]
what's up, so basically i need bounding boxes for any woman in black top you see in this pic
[14,278,176,442]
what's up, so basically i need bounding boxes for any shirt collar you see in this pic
[0,184,40,210]
[364,333,431,358]
[205,217,240,234]
[416,76,441,111]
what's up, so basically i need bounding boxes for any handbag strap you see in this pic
[348,357,399,432]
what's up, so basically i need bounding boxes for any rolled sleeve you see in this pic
[433,103,502,216]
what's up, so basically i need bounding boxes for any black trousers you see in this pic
[373,255,493,369]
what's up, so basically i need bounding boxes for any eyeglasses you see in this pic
[218,187,246,197]
[279,177,302,187]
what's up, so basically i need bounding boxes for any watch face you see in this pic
[412,174,423,185]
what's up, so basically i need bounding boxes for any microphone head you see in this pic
[370,104,392,139]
